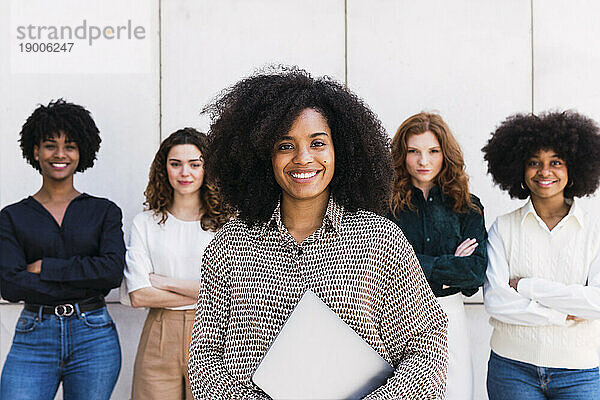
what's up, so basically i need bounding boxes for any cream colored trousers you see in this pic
[437,293,473,400]
[131,308,196,400]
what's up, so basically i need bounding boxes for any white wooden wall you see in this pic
[1,1,599,399]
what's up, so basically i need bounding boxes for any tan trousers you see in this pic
[131,308,196,400]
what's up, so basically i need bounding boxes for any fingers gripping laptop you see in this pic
[252,289,394,400]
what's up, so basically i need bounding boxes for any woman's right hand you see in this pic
[454,238,478,257]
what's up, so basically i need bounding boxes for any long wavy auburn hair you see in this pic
[389,112,479,216]
[144,128,233,231]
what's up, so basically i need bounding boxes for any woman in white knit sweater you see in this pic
[482,111,600,399]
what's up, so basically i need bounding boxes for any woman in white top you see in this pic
[124,128,232,400]
[482,111,600,399]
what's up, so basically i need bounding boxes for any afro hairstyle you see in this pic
[482,110,600,199]
[203,66,392,226]
[19,99,101,173]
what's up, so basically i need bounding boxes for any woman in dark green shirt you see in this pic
[386,112,487,400]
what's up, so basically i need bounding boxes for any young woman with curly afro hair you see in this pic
[387,112,487,400]
[0,99,125,399]
[187,67,448,399]
[123,128,232,399]
[482,111,600,399]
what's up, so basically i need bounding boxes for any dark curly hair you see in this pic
[144,128,233,231]
[390,112,480,215]
[482,110,600,199]
[19,99,101,172]
[203,66,392,226]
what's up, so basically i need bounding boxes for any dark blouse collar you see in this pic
[411,185,442,201]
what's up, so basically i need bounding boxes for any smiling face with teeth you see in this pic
[33,132,80,182]
[272,108,335,208]
[524,149,569,202]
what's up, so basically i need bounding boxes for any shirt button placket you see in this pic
[295,246,307,286]
[423,206,431,248]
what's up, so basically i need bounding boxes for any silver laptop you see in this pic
[251,289,393,400]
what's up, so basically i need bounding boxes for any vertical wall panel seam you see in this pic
[159,0,163,141]
[344,0,348,86]
[531,0,535,113]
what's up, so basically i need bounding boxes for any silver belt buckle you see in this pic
[54,303,74,317]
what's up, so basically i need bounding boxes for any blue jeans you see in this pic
[487,351,600,399]
[0,306,121,400]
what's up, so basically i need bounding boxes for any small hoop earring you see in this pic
[568,180,574,188]
[521,182,526,190]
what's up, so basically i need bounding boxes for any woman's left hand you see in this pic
[26,260,42,274]
[150,273,171,291]
[509,277,521,291]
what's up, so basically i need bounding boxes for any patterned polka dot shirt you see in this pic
[189,197,448,399]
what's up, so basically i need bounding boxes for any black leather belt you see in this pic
[24,296,106,317]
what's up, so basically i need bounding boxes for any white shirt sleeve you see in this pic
[483,220,567,326]
[517,250,600,320]
[124,213,154,294]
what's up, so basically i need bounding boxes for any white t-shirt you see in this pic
[123,210,214,310]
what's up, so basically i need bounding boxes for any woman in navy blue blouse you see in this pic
[0,100,125,400]
[386,112,487,400]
